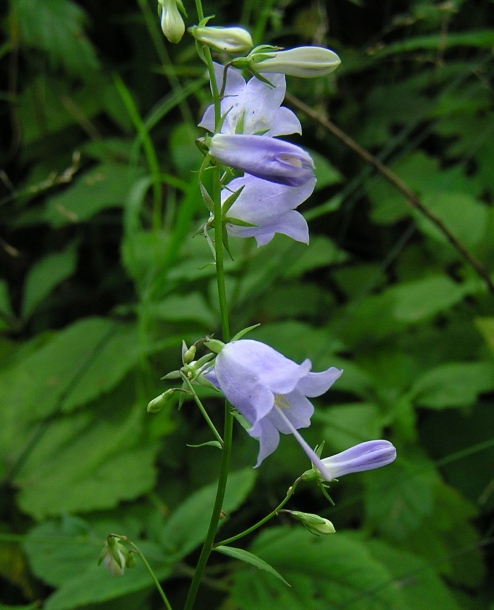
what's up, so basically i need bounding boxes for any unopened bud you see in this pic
[283,510,336,535]
[234,45,341,78]
[147,389,176,413]
[189,25,253,54]
[99,536,128,576]
[158,0,185,44]
[182,343,197,364]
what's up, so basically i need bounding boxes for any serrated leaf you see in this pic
[43,164,143,227]
[21,246,77,319]
[159,469,256,560]
[410,361,494,409]
[14,394,158,518]
[391,275,467,322]
[215,545,290,587]
[231,528,403,609]
[16,0,99,78]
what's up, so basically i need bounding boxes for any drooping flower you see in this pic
[303,440,397,481]
[189,25,253,55]
[209,134,315,187]
[199,63,301,137]
[233,45,341,78]
[204,339,342,478]
[222,173,315,245]
[158,0,186,44]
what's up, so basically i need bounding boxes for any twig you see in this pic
[286,92,494,296]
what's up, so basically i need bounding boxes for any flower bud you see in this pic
[182,341,197,364]
[147,389,176,413]
[158,0,185,44]
[99,536,128,576]
[303,440,397,481]
[283,510,336,535]
[236,45,341,78]
[189,25,253,54]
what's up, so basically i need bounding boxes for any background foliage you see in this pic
[1,0,494,607]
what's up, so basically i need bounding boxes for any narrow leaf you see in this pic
[215,545,290,587]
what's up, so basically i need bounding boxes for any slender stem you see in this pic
[214,478,302,548]
[129,542,173,610]
[181,375,224,446]
[286,92,494,296]
[184,3,233,607]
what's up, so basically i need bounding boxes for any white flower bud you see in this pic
[158,0,185,44]
[243,45,341,78]
[189,25,253,54]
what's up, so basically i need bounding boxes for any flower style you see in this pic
[209,134,315,187]
[305,440,397,481]
[199,63,301,137]
[223,174,315,245]
[205,339,342,479]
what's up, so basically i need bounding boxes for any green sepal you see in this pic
[199,181,214,213]
[204,339,225,353]
[221,185,245,217]
[231,323,261,341]
[162,370,181,380]
[187,440,223,449]
[224,216,258,228]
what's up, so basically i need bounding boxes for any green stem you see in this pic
[184,4,233,607]
[181,374,224,446]
[129,541,173,610]
[214,478,302,548]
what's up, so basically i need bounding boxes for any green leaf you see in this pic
[316,403,385,451]
[475,317,494,356]
[311,151,342,189]
[367,540,461,610]
[16,0,99,78]
[364,452,439,540]
[159,469,256,560]
[391,275,467,323]
[215,545,290,587]
[416,191,489,250]
[21,246,77,319]
[0,280,14,327]
[14,393,158,518]
[283,236,347,278]
[43,164,143,227]
[410,361,494,409]
[231,528,403,609]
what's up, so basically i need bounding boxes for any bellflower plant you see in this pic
[205,339,343,479]
[223,174,315,245]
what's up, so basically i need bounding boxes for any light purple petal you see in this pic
[249,417,281,467]
[321,440,397,479]
[296,367,343,397]
[210,134,315,186]
[269,106,302,137]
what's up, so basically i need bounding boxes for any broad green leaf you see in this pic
[0,280,14,328]
[231,528,403,609]
[283,236,347,278]
[16,0,99,78]
[391,275,467,323]
[410,361,494,409]
[367,540,461,610]
[159,469,256,560]
[364,452,439,540]
[317,403,385,451]
[14,393,158,518]
[475,317,494,355]
[311,151,342,189]
[21,246,77,319]
[417,191,488,250]
[42,164,143,227]
[215,545,290,587]
[143,292,217,329]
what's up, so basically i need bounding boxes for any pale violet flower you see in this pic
[305,440,397,481]
[223,174,315,245]
[209,134,315,187]
[199,63,301,137]
[205,339,342,478]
